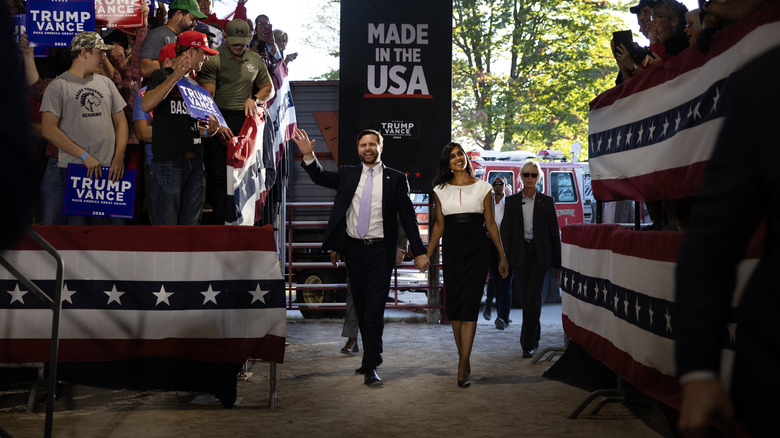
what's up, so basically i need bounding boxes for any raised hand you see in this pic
[292,128,316,159]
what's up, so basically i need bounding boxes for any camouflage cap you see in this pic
[71,32,113,52]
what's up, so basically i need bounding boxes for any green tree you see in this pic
[453,0,628,158]
[302,0,341,79]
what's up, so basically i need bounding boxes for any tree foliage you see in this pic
[453,0,629,157]
[302,0,341,79]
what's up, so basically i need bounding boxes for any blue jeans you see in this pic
[489,244,513,321]
[152,155,204,225]
[144,160,156,224]
[41,157,65,225]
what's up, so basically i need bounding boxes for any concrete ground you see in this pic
[0,299,671,438]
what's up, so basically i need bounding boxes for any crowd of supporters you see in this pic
[609,0,776,230]
[13,0,296,226]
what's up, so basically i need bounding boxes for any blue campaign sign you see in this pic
[12,14,49,57]
[63,164,137,219]
[26,0,95,48]
[176,78,228,127]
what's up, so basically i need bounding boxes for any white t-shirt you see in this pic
[433,180,492,216]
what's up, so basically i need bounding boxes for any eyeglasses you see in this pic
[522,172,539,178]
[492,181,504,186]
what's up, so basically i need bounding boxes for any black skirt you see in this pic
[442,213,490,321]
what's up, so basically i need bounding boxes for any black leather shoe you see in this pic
[457,379,471,388]
[482,306,491,321]
[364,369,383,387]
[523,349,534,358]
[355,366,367,375]
[495,318,506,330]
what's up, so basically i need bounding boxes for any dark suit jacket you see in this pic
[675,46,780,379]
[500,191,561,270]
[302,157,426,267]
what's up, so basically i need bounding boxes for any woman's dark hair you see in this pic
[432,142,473,188]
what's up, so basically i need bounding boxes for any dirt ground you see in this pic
[0,304,668,438]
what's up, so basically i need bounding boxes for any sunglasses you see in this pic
[522,172,539,178]
[492,181,504,186]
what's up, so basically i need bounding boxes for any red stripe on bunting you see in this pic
[562,314,682,409]
[9,225,279,252]
[0,335,286,364]
[561,224,622,251]
[591,161,709,202]
[589,2,780,111]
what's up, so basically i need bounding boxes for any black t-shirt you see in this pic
[147,68,201,162]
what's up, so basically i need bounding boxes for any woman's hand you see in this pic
[499,258,509,278]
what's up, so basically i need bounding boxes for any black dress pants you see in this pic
[512,241,546,352]
[342,238,393,370]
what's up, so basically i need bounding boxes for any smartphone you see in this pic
[613,30,647,64]
[257,22,273,41]
[612,30,634,51]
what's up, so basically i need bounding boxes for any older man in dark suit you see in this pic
[500,161,561,358]
[293,128,429,387]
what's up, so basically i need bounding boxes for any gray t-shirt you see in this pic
[140,25,178,60]
[40,71,127,168]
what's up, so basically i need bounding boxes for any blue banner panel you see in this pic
[63,164,137,219]
[26,0,95,48]
[177,78,228,127]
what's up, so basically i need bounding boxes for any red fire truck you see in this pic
[467,150,586,228]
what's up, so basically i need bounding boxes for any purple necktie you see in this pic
[357,168,374,237]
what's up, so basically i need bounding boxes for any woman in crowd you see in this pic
[426,142,508,388]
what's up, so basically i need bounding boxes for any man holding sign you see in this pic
[141,30,220,225]
[40,31,128,225]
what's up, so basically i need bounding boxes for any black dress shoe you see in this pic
[364,369,383,387]
[355,366,367,375]
[457,379,471,388]
[522,349,534,358]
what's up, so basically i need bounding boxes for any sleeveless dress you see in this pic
[434,180,493,321]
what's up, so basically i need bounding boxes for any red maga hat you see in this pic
[177,31,218,55]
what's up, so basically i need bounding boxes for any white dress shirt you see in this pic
[346,163,384,239]
[522,191,536,240]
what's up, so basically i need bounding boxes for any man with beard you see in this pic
[197,19,274,224]
[140,0,205,78]
[292,128,430,387]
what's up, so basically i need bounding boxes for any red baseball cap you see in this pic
[158,43,177,64]
[177,31,218,56]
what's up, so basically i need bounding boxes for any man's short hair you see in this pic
[356,129,383,146]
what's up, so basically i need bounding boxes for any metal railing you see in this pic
[0,227,64,438]
[284,201,443,317]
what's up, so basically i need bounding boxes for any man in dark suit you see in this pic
[675,46,780,438]
[292,128,430,387]
[500,161,561,358]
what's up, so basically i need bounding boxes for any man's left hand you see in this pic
[413,254,430,272]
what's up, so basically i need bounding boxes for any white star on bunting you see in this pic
[153,285,174,306]
[201,285,221,305]
[61,284,77,304]
[664,307,672,333]
[249,284,270,304]
[105,285,125,305]
[7,284,27,304]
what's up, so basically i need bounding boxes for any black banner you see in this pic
[339,0,452,192]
